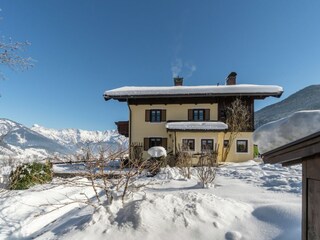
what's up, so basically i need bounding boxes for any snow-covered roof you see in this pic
[253,110,320,154]
[104,84,283,100]
[166,121,228,131]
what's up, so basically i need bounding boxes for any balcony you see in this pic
[115,121,129,137]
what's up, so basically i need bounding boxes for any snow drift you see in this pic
[253,110,320,154]
[0,161,301,240]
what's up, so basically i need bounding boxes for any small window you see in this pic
[146,110,166,122]
[149,138,162,148]
[193,109,205,121]
[188,109,210,121]
[236,140,248,153]
[201,139,214,151]
[182,139,195,151]
[224,140,229,148]
[150,110,161,122]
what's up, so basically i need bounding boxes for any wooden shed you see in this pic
[263,131,320,240]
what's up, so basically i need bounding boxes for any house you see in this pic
[263,131,320,240]
[104,72,283,163]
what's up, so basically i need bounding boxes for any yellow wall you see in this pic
[129,103,218,142]
[216,132,254,162]
[173,131,253,163]
[174,131,219,153]
[128,103,253,162]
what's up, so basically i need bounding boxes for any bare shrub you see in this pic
[196,145,218,188]
[175,145,192,179]
[221,98,251,162]
[53,142,160,207]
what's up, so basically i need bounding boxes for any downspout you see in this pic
[128,101,132,159]
[174,131,177,154]
[251,97,255,131]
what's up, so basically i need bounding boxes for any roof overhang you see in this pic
[104,84,284,102]
[262,131,320,166]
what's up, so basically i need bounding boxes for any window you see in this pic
[182,139,195,151]
[144,137,167,151]
[150,110,161,122]
[145,109,166,122]
[236,140,248,153]
[188,109,210,121]
[224,140,229,148]
[149,138,162,148]
[201,139,214,151]
[193,109,205,121]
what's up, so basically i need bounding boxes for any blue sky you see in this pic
[0,0,319,130]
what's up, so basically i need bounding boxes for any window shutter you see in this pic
[144,138,149,151]
[161,110,166,122]
[162,138,167,149]
[145,110,150,122]
[188,109,193,121]
[205,109,210,121]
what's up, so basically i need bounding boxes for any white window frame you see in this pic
[181,138,196,152]
[200,138,216,152]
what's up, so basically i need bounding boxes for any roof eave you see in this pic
[104,91,283,101]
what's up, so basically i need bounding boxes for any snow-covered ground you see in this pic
[0,161,302,240]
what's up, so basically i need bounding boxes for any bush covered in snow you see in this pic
[9,161,53,190]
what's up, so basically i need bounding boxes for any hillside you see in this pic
[0,119,128,159]
[255,85,320,128]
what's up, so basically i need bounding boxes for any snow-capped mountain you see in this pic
[31,124,128,153]
[0,119,128,159]
[255,84,320,128]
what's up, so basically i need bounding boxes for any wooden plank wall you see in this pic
[304,154,320,240]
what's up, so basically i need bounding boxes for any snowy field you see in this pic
[0,160,301,240]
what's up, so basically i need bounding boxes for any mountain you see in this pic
[0,119,128,159]
[255,85,320,128]
[31,124,128,153]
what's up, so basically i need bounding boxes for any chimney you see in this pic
[226,72,237,85]
[174,76,183,86]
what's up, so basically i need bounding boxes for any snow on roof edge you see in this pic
[166,121,228,131]
[104,84,283,99]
